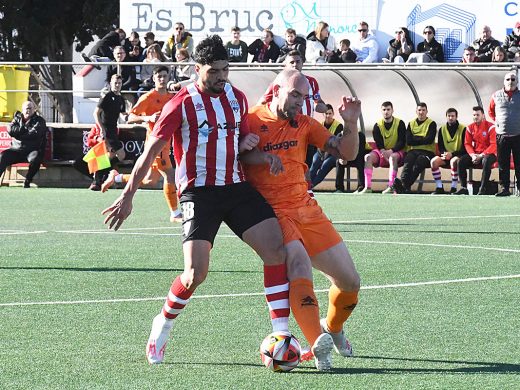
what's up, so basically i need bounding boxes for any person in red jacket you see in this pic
[454,106,497,195]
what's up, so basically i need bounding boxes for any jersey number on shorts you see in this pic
[182,202,195,220]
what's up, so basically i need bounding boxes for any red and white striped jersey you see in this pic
[152,82,250,194]
[261,74,321,117]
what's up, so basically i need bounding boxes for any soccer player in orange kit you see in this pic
[242,69,361,370]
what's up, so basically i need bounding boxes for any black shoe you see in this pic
[391,178,405,194]
[450,187,457,194]
[431,187,445,195]
[495,189,511,197]
[454,188,469,195]
[334,189,345,193]
[23,180,30,188]
[89,182,101,191]
[477,189,487,195]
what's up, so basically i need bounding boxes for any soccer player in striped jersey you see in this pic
[102,35,291,365]
[242,69,362,370]
[101,65,183,222]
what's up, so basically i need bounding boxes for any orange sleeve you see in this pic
[130,93,151,116]
[307,116,333,149]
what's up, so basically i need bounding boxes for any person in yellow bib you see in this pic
[392,102,437,193]
[430,108,467,194]
[360,101,406,194]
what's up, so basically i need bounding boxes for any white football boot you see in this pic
[311,333,333,371]
[320,318,353,357]
[146,314,174,364]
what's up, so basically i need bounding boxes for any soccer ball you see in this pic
[260,331,301,372]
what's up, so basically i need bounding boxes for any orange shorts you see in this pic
[275,198,342,257]
[152,144,172,171]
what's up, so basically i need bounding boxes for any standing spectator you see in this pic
[461,46,479,63]
[351,21,379,63]
[0,101,47,188]
[407,26,444,63]
[305,21,336,63]
[502,22,520,61]
[92,74,127,191]
[362,101,406,194]
[472,25,500,62]
[385,27,414,63]
[392,102,437,194]
[225,26,248,62]
[248,29,280,63]
[488,72,520,196]
[492,46,508,62]
[430,108,467,194]
[455,106,497,195]
[277,28,306,63]
[86,31,121,60]
[106,46,140,104]
[163,22,194,61]
[330,39,357,63]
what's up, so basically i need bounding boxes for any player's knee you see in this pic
[267,241,286,265]
[182,267,208,290]
[337,269,361,292]
[286,252,312,280]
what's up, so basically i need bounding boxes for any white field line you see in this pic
[333,214,520,224]
[0,230,47,235]
[347,239,520,253]
[0,274,518,308]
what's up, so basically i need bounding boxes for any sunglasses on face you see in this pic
[423,31,433,35]
[175,27,183,31]
[395,31,404,34]
[506,78,517,81]
[358,29,367,32]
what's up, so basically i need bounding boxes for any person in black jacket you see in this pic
[248,29,280,63]
[0,101,48,188]
[407,26,444,63]
[87,31,122,60]
[277,28,306,63]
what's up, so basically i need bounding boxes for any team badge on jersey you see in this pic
[313,93,321,100]
[229,99,240,113]
[195,102,205,111]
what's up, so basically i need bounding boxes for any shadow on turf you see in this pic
[323,355,520,375]
[0,266,261,274]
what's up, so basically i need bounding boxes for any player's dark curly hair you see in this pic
[193,34,228,65]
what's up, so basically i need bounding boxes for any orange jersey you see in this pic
[130,89,172,135]
[245,104,331,209]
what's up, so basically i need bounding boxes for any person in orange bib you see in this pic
[242,69,361,369]
[101,65,182,222]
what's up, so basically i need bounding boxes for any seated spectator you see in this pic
[127,31,144,62]
[461,46,478,63]
[502,22,520,60]
[106,46,140,104]
[384,27,414,63]
[407,26,444,63]
[173,48,196,82]
[305,21,336,63]
[391,102,437,194]
[351,21,379,63]
[87,31,121,60]
[277,28,307,63]
[142,32,159,58]
[335,133,371,193]
[116,28,132,55]
[248,29,280,63]
[225,26,249,62]
[0,101,48,188]
[309,104,343,187]
[472,25,500,62]
[492,46,508,62]
[430,108,467,194]
[330,39,357,63]
[138,43,166,93]
[454,106,497,195]
[361,101,406,194]
[163,22,194,61]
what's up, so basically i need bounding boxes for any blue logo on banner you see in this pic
[408,3,476,62]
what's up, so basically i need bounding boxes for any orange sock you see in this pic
[326,285,358,333]
[289,278,322,346]
[164,182,178,210]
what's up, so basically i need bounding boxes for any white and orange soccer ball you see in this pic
[260,331,301,372]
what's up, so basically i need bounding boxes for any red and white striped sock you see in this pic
[451,169,458,189]
[432,168,443,188]
[161,276,193,321]
[264,264,290,332]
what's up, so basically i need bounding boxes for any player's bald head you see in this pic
[273,69,307,89]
